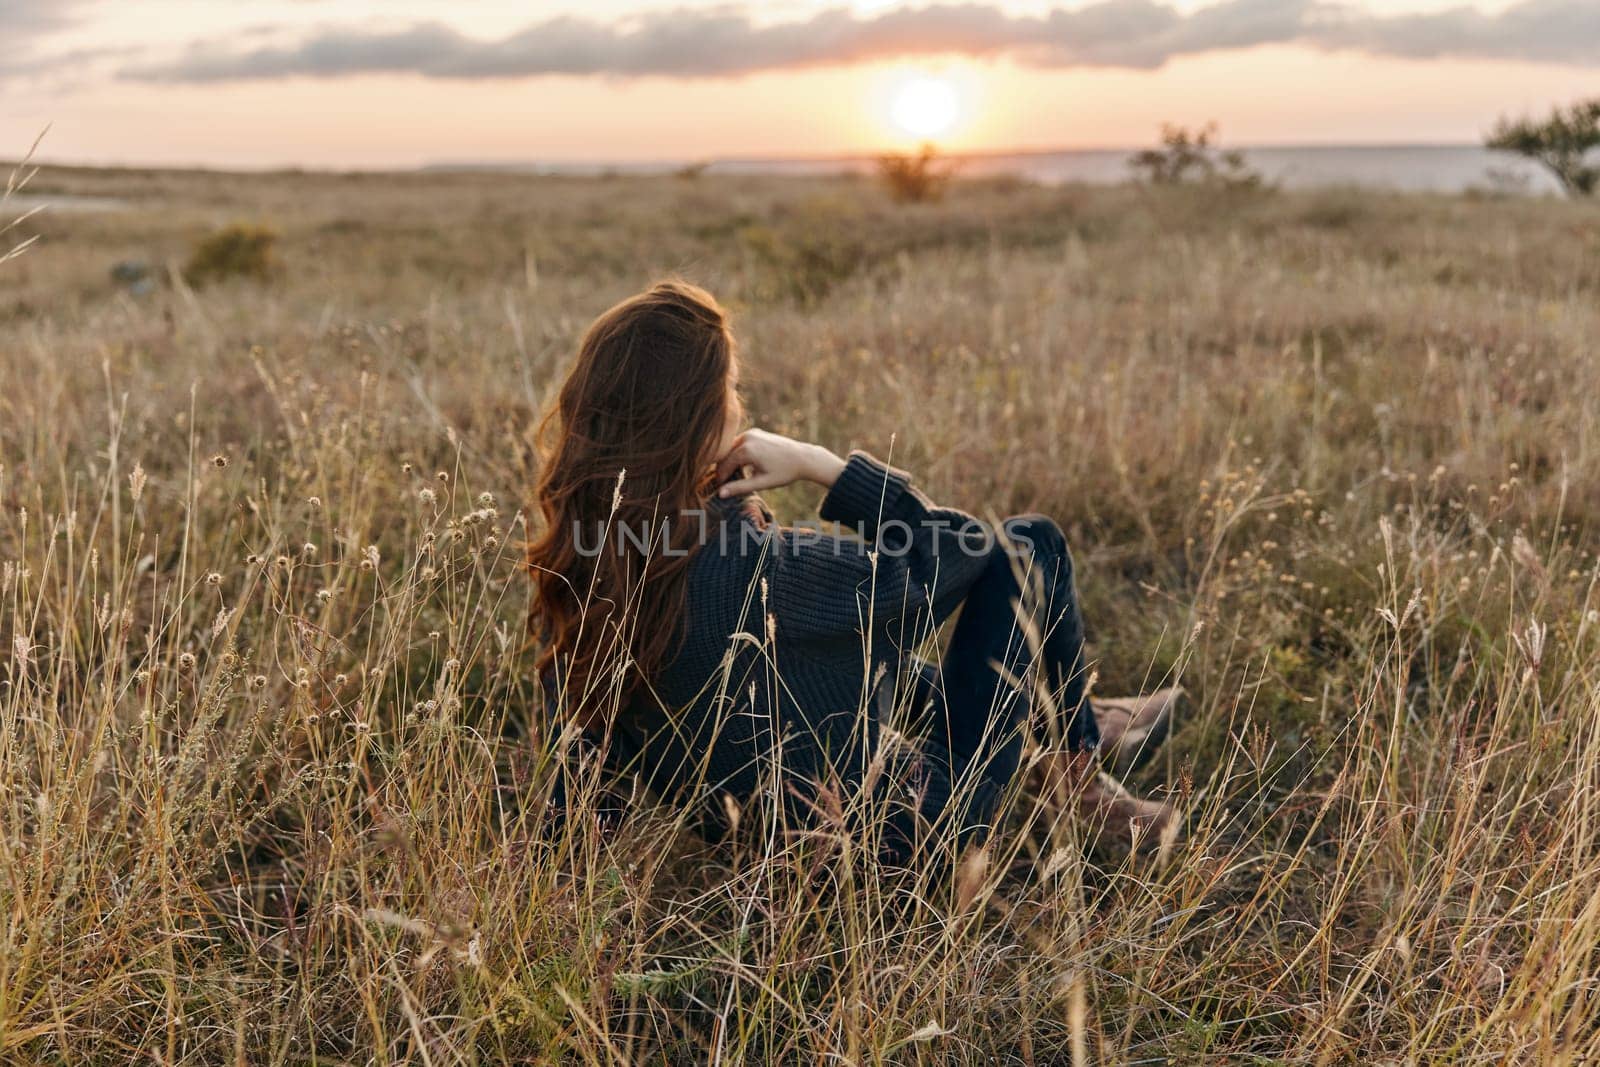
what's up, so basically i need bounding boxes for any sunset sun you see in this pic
[888,75,961,139]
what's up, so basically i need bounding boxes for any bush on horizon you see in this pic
[1128,122,1264,190]
[877,142,955,203]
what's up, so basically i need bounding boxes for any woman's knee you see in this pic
[1000,514,1071,567]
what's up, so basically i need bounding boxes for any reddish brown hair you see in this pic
[527,280,738,729]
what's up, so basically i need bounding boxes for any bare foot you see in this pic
[1040,751,1181,849]
[1077,771,1178,848]
[1094,686,1183,774]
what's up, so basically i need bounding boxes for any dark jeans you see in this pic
[893,514,1100,852]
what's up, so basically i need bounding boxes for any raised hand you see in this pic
[715,428,846,498]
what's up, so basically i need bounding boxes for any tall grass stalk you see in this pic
[2,127,48,265]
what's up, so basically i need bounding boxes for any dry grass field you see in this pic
[3,162,1600,1063]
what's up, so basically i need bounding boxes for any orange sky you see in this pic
[2,1,1596,168]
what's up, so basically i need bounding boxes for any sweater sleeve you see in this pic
[765,451,995,650]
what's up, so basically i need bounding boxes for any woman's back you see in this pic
[616,452,994,849]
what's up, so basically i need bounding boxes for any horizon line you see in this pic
[13,139,1510,176]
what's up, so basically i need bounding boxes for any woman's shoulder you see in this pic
[686,495,767,575]
[707,490,772,527]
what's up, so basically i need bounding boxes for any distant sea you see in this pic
[482,144,1561,195]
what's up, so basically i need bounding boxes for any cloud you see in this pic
[0,0,77,35]
[0,0,91,75]
[0,1,174,84]
[1316,0,1600,67]
[115,0,1600,84]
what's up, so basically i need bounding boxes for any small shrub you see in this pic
[877,143,954,204]
[1294,189,1369,230]
[184,222,280,286]
[1129,123,1262,189]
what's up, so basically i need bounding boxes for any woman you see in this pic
[528,280,1178,863]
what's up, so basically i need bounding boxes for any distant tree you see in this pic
[877,143,955,204]
[1129,122,1261,188]
[1486,98,1600,197]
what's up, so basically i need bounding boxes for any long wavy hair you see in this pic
[527,280,739,729]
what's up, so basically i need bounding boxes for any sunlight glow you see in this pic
[888,76,961,139]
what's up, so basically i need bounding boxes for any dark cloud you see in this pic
[105,0,1600,84]
[1317,0,1600,66]
[1024,0,1319,69]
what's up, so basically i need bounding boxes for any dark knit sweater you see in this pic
[611,450,995,845]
